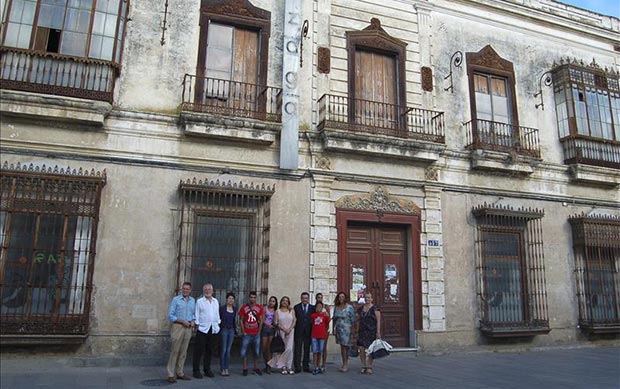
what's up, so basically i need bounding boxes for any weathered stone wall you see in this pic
[1,0,619,362]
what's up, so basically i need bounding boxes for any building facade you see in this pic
[0,0,618,361]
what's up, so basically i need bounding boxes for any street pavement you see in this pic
[1,346,619,389]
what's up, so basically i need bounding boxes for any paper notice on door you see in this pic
[351,265,366,303]
[350,289,357,302]
[385,264,399,302]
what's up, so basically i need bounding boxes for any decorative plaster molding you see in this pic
[315,155,332,170]
[335,186,421,217]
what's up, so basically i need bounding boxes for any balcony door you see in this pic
[354,50,399,131]
[473,73,514,148]
[200,22,260,114]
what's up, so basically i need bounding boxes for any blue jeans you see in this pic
[311,338,325,354]
[240,334,261,358]
[220,328,235,370]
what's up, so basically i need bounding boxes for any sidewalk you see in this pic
[1,346,619,389]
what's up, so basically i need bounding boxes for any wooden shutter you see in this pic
[231,28,259,112]
[354,50,398,129]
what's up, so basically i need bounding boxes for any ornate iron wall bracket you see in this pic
[160,0,169,46]
[444,51,463,93]
[300,19,309,67]
[534,71,553,110]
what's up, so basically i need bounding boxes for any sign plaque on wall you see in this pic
[280,0,302,169]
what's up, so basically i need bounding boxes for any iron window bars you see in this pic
[472,203,550,337]
[0,161,105,340]
[176,178,273,304]
[569,214,620,334]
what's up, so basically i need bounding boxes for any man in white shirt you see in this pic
[192,283,220,378]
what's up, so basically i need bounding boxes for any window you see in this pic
[473,74,511,124]
[553,66,619,141]
[2,0,129,62]
[176,178,273,303]
[569,215,620,334]
[0,162,106,338]
[1,0,129,101]
[187,0,272,118]
[465,46,526,153]
[552,63,620,168]
[472,204,550,337]
[346,18,406,135]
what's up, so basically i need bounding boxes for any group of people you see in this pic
[165,282,382,383]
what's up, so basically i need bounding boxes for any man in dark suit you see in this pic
[293,292,315,373]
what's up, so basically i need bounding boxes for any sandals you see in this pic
[339,366,348,372]
[360,367,367,374]
[366,368,373,375]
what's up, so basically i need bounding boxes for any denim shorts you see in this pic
[240,334,261,357]
[311,338,325,354]
[261,326,274,337]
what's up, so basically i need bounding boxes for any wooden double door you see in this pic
[342,223,410,347]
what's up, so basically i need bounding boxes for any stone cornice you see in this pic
[433,0,619,44]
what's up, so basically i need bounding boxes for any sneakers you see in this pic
[312,367,319,375]
[320,367,326,374]
[253,368,263,376]
[281,368,288,375]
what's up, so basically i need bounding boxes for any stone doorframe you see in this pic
[309,180,445,334]
[335,187,423,331]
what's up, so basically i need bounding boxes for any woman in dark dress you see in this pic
[356,291,381,375]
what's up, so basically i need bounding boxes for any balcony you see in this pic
[317,94,445,162]
[560,135,620,187]
[560,135,620,169]
[179,75,282,144]
[465,119,541,158]
[464,119,541,174]
[0,47,118,102]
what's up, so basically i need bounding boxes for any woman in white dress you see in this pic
[268,296,297,374]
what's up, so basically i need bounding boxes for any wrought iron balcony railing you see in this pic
[317,94,445,143]
[560,135,620,169]
[181,74,282,123]
[464,119,541,158]
[0,47,118,102]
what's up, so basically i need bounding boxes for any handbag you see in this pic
[270,328,285,354]
[368,339,392,359]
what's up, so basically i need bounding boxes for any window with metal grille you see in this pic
[569,214,620,334]
[176,178,273,304]
[472,204,550,337]
[0,162,105,339]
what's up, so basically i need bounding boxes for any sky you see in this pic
[557,0,620,17]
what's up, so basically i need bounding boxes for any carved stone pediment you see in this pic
[347,18,407,51]
[201,0,270,20]
[335,186,420,217]
[466,45,514,73]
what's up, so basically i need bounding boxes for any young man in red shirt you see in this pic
[310,301,330,375]
[238,291,264,376]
